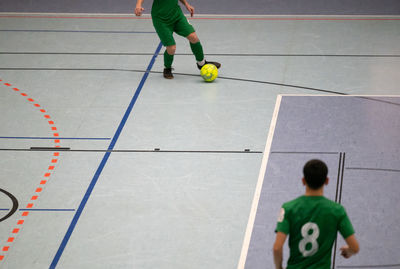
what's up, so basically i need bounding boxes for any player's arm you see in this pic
[340,234,360,258]
[273,232,287,269]
[135,0,145,16]
[179,0,194,17]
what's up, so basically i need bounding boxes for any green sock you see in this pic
[164,50,174,68]
[190,41,204,62]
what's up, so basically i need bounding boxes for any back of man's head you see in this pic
[303,159,328,190]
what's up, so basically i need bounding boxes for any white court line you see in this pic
[237,94,282,269]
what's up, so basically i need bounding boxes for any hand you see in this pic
[185,4,194,17]
[340,245,354,259]
[135,6,144,16]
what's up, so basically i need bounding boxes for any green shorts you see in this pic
[152,10,195,46]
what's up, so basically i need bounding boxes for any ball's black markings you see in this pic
[0,188,19,222]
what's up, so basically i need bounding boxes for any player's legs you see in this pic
[187,32,221,70]
[166,45,176,55]
[174,17,221,70]
[186,32,205,65]
[173,17,206,66]
[163,45,175,79]
[152,17,176,78]
[186,32,200,43]
[164,45,176,68]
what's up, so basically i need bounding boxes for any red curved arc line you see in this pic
[0,80,61,262]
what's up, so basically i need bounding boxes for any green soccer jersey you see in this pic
[275,196,355,268]
[151,0,181,21]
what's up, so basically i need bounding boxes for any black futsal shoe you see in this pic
[197,60,221,70]
[163,68,174,79]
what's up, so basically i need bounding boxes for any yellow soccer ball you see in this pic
[200,64,218,82]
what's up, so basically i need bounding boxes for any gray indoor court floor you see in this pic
[0,3,400,269]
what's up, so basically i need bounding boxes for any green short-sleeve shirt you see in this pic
[151,0,181,21]
[276,196,355,269]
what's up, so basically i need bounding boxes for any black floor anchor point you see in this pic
[0,188,19,222]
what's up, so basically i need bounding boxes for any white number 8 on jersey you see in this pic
[299,222,320,257]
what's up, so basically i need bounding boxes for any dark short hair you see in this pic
[303,159,328,189]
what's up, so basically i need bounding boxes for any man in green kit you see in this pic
[273,159,360,269]
[135,0,221,79]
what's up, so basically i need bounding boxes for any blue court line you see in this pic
[0,29,156,34]
[49,41,162,269]
[0,136,110,140]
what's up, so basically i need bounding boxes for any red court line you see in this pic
[0,15,399,21]
[0,15,151,20]
[0,80,61,263]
